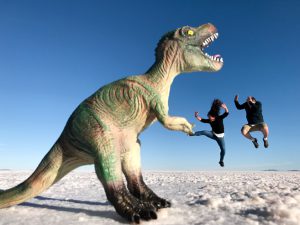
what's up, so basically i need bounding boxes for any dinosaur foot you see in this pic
[111,191,157,223]
[139,188,171,209]
[147,195,171,209]
[120,201,157,224]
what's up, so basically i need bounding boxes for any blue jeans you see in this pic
[194,130,225,162]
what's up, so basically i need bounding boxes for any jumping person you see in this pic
[234,95,269,148]
[190,99,229,167]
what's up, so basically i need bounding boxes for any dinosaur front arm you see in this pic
[151,99,194,134]
[161,116,194,134]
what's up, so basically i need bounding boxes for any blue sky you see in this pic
[0,0,299,171]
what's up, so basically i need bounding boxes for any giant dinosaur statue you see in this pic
[0,23,223,223]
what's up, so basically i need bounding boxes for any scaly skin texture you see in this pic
[0,23,223,223]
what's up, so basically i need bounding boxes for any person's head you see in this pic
[207,110,217,121]
[209,99,223,116]
[247,96,257,103]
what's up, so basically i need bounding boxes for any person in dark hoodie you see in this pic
[190,99,229,167]
[234,95,269,148]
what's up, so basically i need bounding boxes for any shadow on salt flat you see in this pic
[20,200,127,224]
[188,199,209,206]
[34,196,110,206]
[238,207,273,220]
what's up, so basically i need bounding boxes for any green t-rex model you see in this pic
[0,23,223,223]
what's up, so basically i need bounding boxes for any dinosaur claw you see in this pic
[153,198,171,209]
[155,202,161,208]
[139,208,157,221]
[150,210,158,219]
[132,214,140,224]
[163,200,171,208]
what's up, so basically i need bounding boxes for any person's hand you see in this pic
[194,112,202,120]
[249,97,255,103]
[221,103,227,109]
[221,103,229,112]
[247,96,254,104]
[234,94,239,101]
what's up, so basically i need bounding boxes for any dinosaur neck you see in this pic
[145,59,180,92]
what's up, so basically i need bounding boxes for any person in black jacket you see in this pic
[190,99,229,167]
[234,95,269,148]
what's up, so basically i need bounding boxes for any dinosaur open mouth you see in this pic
[200,33,223,63]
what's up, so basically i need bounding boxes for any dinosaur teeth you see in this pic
[203,52,223,63]
[202,33,218,46]
[201,32,223,63]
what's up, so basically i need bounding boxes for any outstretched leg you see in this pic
[121,138,171,210]
[93,134,156,223]
[193,130,215,139]
[215,137,226,166]
[193,131,226,166]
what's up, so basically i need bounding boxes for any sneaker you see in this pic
[252,138,259,148]
[219,161,224,167]
[263,138,269,148]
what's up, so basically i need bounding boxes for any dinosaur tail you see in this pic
[0,142,67,208]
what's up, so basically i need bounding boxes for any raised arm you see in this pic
[220,103,229,119]
[151,98,194,135]
[234,94,246,110]
[194,112,209,123]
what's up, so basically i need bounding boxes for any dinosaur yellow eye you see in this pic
[187,30,194,36]
[180,26,195,37]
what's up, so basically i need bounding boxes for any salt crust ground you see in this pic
[0,171,299,225]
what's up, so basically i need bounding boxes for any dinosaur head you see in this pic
[155,23,223,74]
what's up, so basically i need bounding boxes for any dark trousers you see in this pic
[194,130,226,162]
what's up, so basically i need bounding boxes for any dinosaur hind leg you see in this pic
[92,134,156,223]
[53,154,89,184]
[122,138,171,209]
[0,141,74,208]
